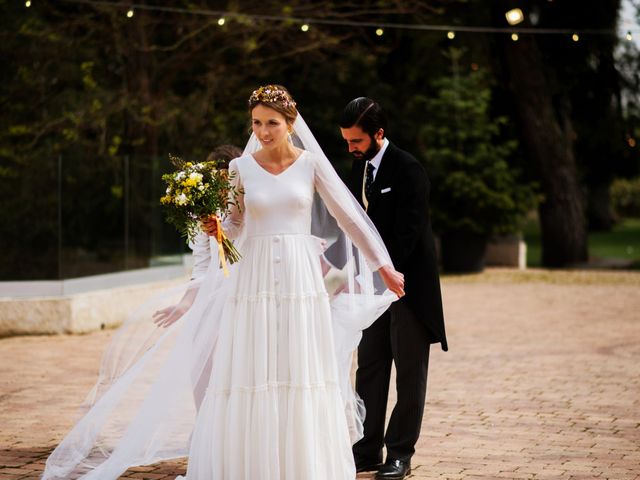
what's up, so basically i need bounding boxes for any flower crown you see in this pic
[249,86,297,109]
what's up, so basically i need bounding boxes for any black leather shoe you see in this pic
[375,459,411,479]
[355,458,383,473]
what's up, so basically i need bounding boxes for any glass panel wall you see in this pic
[0,154,185,281]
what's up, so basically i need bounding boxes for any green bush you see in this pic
[418,52,539,236]
[611,177,640,218]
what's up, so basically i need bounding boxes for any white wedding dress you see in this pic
[42,117,396,480]
[181,151,386,479]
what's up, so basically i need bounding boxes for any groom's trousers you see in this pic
[353,300,431,463]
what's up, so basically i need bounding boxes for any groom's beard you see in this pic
[351,137,380,162]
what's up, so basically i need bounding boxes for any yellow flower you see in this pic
[182,178,198,187]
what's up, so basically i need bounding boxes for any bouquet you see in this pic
[161,155,242,275]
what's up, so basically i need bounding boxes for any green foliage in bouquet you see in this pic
[161,155,241,265]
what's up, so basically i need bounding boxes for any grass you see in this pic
[523,217,640,269]
[590,218,640,262]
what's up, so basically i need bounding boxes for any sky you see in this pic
[619,0,640,47]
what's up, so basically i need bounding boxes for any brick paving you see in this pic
[1,269,639,479]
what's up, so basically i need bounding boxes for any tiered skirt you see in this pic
[182,234,356,479]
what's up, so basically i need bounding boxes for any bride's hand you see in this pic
[201,215,219,237]
[378,265,405,298]
[153,305,187,328]
[153,288,198,328]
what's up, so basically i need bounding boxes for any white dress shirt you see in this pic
[362,138,390,209]
[367,137,389,181]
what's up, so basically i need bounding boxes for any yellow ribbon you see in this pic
[214,215,230,278]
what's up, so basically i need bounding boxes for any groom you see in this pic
[339,98,448,479]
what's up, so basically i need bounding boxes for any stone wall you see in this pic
[0,259,193,337]
[0,277,186,336]
[485,235,527,269]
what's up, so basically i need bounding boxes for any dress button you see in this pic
[274,278,280,285]
[274,257,281,264]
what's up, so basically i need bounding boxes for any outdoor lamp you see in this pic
[505,8,524,25]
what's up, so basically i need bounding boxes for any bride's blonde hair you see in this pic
[248,84,298,125]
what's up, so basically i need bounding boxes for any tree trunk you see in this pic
[582,42,624,232]
[499,35,588,267]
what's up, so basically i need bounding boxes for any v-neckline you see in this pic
[250,150,306,178]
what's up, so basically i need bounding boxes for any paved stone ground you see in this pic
[1,269,639,479]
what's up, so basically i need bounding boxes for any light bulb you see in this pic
[505,8,524,26]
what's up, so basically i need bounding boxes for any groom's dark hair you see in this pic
[340,97,387,137]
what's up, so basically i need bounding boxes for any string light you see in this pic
[376,28,384,36]
[217,17,225,26]
[301,23,309,32]
[572,33,579,42]
[25,0,31,6]
[126,8,134,18]
[511,33,519,41]
[52,0,640,43]
[626,31,633,41]
[629,137,637,148]
[505,8,524,26]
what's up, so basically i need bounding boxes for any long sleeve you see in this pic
[188,231,211,280]
[312,154,390,271]
[221,158,245,240]
[387,161,429,267]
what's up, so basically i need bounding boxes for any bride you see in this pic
[42,85,404,480]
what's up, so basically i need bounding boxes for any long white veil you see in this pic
[41,113,396,480]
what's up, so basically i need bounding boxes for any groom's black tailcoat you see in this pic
[348,141,447,463]
[348,142,447,351]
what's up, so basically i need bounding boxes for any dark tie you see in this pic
[365,162,375,202]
